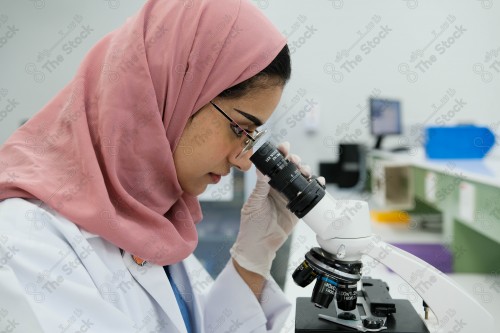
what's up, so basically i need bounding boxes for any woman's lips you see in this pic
[209,173,221,184]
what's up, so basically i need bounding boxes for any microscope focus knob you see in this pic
[362,317,384,329]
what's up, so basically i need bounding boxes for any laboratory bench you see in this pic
[369,148,500,274]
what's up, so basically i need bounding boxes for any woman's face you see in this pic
[174,85,283,196]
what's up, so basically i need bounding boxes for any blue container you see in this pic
[425,125,495,159]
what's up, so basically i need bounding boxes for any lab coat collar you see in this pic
[79,226,201,333]
[123,253,187,333]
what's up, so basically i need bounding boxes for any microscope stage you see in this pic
[295,277,430,332]
[295,298,430,332]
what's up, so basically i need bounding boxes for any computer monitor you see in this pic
[370,98,402,150]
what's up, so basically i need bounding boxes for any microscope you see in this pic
[250,142,495,333]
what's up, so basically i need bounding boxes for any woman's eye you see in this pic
[230,124,254,137]
[230,124,245,137]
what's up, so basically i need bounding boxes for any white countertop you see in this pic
[370,148,500,188]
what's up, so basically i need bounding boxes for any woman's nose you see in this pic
[231,149,253,171]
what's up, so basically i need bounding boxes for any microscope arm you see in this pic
[365,239,495,332]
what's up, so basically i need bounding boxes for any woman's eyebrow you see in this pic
[233,108,263,127]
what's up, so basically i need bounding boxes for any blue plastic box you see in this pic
[425,125,495,159]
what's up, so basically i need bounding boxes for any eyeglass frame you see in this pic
[209,101,267,159]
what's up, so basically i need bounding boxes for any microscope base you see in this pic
[295,278,430,333]
[295,298,429,332]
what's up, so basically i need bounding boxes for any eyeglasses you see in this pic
[210,101,267,159]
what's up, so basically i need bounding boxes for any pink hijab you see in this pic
[0,0,286,265]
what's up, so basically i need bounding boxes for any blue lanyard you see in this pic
[164,266,193,333]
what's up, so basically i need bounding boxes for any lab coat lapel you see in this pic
[182,255,215,333]
[124,253,186,333]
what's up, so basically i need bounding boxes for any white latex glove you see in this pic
[230,142,325,279]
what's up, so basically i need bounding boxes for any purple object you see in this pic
[389,243,453,273]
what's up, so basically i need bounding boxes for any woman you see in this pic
[0,0,316,332]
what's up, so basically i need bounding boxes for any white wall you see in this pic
[257,0,500,170]
[2,0,500,173]
[0,0,144,142]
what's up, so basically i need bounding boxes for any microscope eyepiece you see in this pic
[250,142,325,218]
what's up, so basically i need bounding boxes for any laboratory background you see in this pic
[1,0,500,332]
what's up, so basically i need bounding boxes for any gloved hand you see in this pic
[230,142,325,279]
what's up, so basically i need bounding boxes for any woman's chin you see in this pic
[189,184,209,197]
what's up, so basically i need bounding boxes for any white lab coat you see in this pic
[0,198,291,332]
